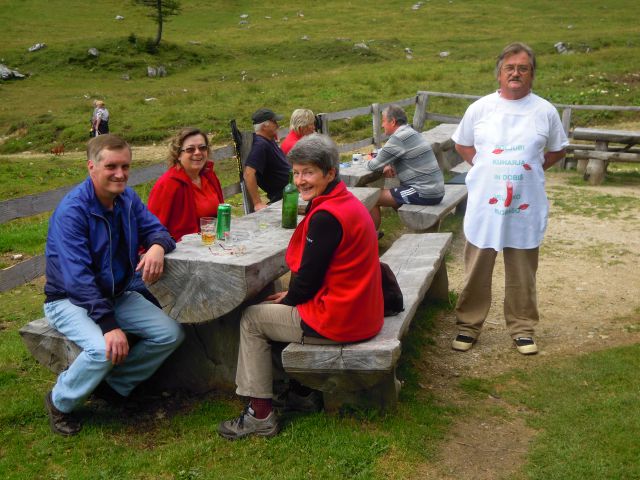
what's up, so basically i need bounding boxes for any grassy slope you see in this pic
[1,0,639,153]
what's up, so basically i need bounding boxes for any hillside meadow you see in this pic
[1,0,639,153]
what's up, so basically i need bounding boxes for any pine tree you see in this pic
[134,0,181,48]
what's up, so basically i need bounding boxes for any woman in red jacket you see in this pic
[218,134,384,441]
[148,128,224,241]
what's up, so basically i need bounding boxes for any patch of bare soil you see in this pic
[414,175,640,480]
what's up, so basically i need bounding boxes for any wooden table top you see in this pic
[148,187,380,323]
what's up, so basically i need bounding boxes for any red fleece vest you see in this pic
[285,182,384,342]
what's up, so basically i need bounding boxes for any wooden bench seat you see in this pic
[281,232,452,411]
[398,184,467,233]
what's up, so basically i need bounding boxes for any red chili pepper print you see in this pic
[504,181,513,207]
[523,163,531,170]
[492,148,504,154]
[489,197,498,204]
[518,203,529,210]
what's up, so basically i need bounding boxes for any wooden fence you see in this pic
[2,91,639,292]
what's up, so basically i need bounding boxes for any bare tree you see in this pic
[134,0,181,47]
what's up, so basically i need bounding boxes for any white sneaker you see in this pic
[514,337,538,355]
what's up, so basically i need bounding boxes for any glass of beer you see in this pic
[200,217,216,245]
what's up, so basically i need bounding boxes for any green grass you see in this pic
[1,0,639,153]
[493,345,640,479]
[0,280,453,479]
[548,183,640,219]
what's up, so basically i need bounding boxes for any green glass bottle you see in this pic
[281,170,299,229]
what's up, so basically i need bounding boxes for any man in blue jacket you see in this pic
[43,134,184,436]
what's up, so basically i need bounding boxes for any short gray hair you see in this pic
[287,133,340,176]
[495,42,536,78]
[383,104,408,125]
[289,108,315,133]
[253,121,270,133]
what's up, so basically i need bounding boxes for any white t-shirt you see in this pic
[452,92,568,251]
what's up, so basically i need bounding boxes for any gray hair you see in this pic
[495,42,536,78]
[253,121,270,133]
[287,133,340,176]
[383,104,408,125]
[289,108,315,133]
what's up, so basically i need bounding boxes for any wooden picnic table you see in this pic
[148,187,380,324]
[571,127,640,185]
[338,160,383,187]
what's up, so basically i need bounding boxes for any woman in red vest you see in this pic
[218,133,384,441]
[148,128,224,241]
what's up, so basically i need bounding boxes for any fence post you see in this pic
[412,92,429,132]
[372,103,382,147]
[317,113,330,135]
[560,107,572,170]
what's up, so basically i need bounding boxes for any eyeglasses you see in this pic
[180,145,208,154]
[502,64,531,74]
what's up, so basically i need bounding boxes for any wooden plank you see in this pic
[558,108,573,169]
[0,255,45,292]
[425,112,462,124]
[339,161,383,187]
[372,103,382,147]
[572,128,640,144]
[19,318,81,375]
[398,184,468,232]
[572,150,640,163]
[282,233,452,378]
[412,93,429,132]
[379,97,415,109]
[321,106,372,122]
[211,144,235,161]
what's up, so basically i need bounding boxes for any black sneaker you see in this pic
[273,389,323,413]
[452,334,476,352]
[44,391,82,436]
[218,406,280,440]
[514,337,538,355]
[377,231,385,240]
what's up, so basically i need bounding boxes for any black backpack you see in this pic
[380,262,404,316]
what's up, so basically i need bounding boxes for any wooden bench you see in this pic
[570,127,640,185]
[281,232,452,411]
[397,184,467,233]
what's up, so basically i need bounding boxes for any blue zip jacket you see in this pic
[44,177,176,334]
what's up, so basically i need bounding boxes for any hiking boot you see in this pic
[218,406,280,440]
[273,389,323,413]
[452,334,476,352]
[44,391,82,436]
[514,337,538,355]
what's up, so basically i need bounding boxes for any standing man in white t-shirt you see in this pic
[451,42,569,355]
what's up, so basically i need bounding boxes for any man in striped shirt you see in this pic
[365,104,445,230]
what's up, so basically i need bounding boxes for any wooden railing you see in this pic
[2,91,639,292]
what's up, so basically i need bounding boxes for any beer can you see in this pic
[216,203,232,239]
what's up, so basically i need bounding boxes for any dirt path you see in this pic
[414,175,640,479]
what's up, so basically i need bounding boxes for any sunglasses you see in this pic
[180,145,208,154]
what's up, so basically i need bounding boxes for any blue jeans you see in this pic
[44,291,185,413]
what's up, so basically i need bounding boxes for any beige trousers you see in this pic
[455,241,540,340]
[235,303,338,399]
